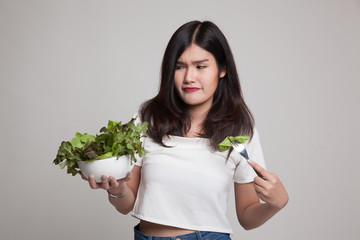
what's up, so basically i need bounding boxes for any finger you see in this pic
[88,175,99,189]
[253,176,268,190]
[253,182,270,199]
[101,175,110,189]
[248,160,270,179]
[108,176,119,188]
[253,184,263,196]
[253,183,264,198]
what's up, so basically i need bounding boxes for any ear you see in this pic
[220,67,226,78]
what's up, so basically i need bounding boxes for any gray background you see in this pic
[1,0,359,239]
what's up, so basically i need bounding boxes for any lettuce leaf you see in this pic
[218,135,249,151]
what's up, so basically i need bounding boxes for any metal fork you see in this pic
[230,141,262,177]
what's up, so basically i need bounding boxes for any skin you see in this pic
[81,43,289,236]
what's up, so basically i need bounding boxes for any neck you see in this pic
[184,105,210,137]
[188,108,207,125]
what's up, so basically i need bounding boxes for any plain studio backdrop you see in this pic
[0,0,359,239]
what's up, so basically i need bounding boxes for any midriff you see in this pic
[139,220,196,237]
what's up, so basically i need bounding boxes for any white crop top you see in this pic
[131,129,266,233]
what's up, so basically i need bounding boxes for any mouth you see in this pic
[183,87,200,92]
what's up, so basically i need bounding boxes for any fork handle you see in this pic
[253,168,263,178]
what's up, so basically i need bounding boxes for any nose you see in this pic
[184,67,195,83]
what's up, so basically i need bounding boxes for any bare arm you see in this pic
[80,165,141,215]
[234,161,289,230]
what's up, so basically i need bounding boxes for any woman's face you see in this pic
[174,44,226,112]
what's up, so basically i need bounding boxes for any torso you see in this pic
[139,220,196,237]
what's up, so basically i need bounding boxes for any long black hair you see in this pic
[140,20,254,149]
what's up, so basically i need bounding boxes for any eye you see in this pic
[197,65,206,69]
[176,65,184,70]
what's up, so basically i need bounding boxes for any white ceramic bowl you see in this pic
[78,156,135,183]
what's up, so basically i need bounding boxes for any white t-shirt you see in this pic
[131,129,266,233]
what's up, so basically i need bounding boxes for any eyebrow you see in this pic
[176,59,209,64]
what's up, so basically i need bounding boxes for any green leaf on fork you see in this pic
[218,135,249,151]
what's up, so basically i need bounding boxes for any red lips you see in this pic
[183,87,199,92]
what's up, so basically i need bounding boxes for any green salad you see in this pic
[53,117,148,176]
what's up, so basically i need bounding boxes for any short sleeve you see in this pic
[232,128,266,183]
[134,153,143,166]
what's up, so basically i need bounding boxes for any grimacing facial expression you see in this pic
[174,44,226,111]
